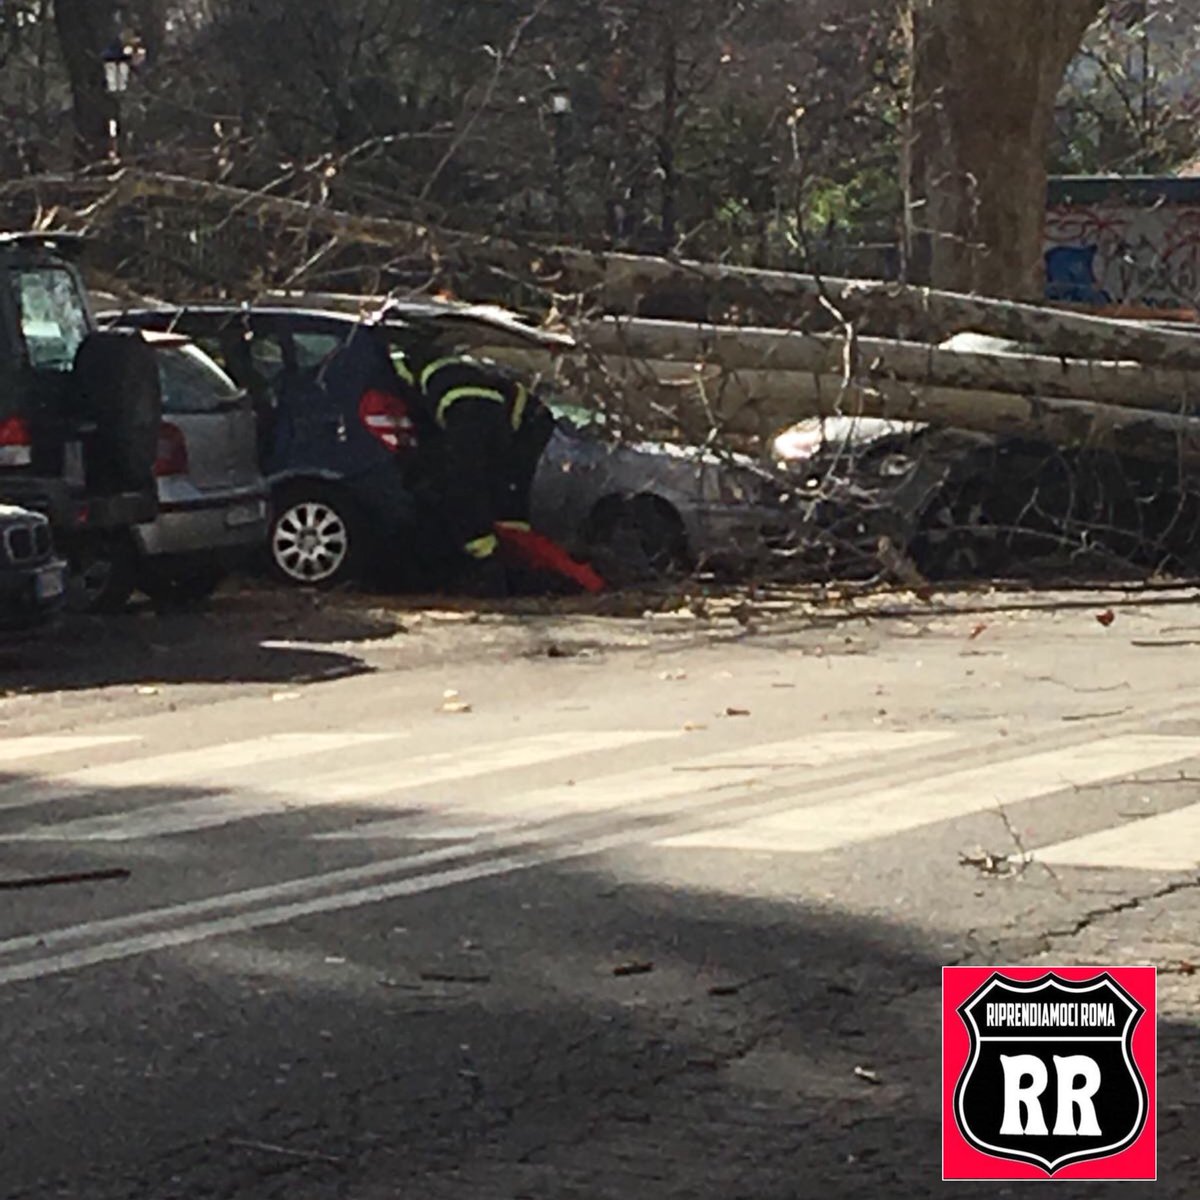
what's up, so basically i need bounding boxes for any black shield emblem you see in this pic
[953,972,1147,1174]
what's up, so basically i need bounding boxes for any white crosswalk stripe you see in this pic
[655,736,1200,857]
[0,735,140,766]
[0,733,403,813]
[4,725,1200,875]
[1033,804,1200,871]
[317,731,956,841]
[3,729,681,842]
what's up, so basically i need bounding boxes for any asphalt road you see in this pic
[1,583,1198,1198]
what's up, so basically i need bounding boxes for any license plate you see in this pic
[35,564,65,601]
[225,500,266,529]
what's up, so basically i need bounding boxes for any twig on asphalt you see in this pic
[228,1138,346,1167]
[996,804,1067,898]
[0,867,130,891]
[1061,707,1132,722]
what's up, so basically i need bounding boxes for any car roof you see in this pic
[101,300,575,352]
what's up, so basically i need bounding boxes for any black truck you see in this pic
[0,233,162,610]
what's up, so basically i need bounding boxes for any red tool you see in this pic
[493,524,606,594]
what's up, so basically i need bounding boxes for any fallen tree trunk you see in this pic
[576,318,1200,417]
[89,173,1200,371]
[591,358,1200,463]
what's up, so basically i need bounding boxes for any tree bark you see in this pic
[589,356,1200,462]
[54,0,118,165]
[906,0,1104,299]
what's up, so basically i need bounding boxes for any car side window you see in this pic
[157,345,241,414]
[248,334,288,384]
[292,332,344,372]
[12,268,90,371]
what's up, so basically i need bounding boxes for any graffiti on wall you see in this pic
[1045,201,1200,309]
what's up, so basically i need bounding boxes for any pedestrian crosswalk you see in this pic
[0,724,1198,874]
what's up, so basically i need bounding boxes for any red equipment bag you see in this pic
[494,524,606,594]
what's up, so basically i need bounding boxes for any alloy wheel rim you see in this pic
[272,501,349,583]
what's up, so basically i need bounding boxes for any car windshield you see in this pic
[12,267,90,371]
[157,343,243,413]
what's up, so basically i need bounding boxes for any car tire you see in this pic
[68,535,138,614]
[269,482,363,587]
[586,494,689,584]
[72,330,163,494]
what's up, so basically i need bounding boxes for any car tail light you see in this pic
[153,422,189,477]
[0,416,33,466]
[359,389,417,454]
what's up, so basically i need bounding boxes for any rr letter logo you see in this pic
[943,967,1156,1181]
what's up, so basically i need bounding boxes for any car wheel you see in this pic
[269,483,362,587]
[586,495,689,584]
[69,536,137,614]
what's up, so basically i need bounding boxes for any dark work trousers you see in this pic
[439,399,554,553]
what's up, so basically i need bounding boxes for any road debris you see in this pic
[229,1138,345,1167]
[958,848,1019,877]
[419,971,492,984]
[724,707,751,718]
[439,689,473,714]
[1096,610,1116,627]
[854,1066,881,1085]
[0,867,130,891]
[612,960,655,977]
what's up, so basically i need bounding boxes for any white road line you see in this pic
[1033,803,1200,871]
[317,731,956,841]
[5,730,680,841]
[0,733,405,814]
[657,736,1200,855]
[0,829,666,987]
[0,731,954,968]
[0,736,140,765]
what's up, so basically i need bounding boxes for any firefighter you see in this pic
[395,349,556,595]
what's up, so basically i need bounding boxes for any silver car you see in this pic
[132,334,269,606]
[531,408,795,582]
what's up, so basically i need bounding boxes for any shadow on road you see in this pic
[0,585,400,694]
[0,773,1191,1200]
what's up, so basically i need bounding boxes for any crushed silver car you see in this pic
[531,405,797,581]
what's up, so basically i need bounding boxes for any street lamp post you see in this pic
[549,91,572,235]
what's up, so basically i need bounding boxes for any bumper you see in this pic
[0,558,68,630]
[0,476,157,533]
[134,490,269,559]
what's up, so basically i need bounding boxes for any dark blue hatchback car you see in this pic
[104,302,573,587]
[103,308,422,585]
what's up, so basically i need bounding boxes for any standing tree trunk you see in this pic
[54,0,118,165]
[906,0,1104,299]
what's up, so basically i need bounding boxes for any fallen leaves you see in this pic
[438,689,473,714]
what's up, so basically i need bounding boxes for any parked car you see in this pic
[532,404,797,581]
[0,504,67,630]
[102,303,570,587]
[130,333,269,607]
[773,331,1200,581]
[0,233,161,611]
